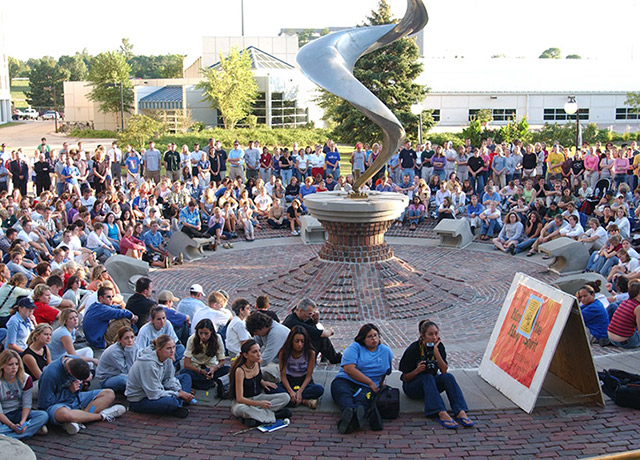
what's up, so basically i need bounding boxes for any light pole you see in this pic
[563,95,580,154]
[105,82,125,131]
[241,0,245,36]
[411,103,423,145]
[44,84,58,133]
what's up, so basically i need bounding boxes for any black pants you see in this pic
[181,226,209,239]
[313,336,341,364]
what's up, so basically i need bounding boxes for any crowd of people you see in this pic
[0,134,639,438]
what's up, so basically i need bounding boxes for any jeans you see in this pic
[180,365,230,390]
[325,166,339,179]
[470,174,485,196]
[0,409,49,439]
[129,374,192,415]
[331,377,372,411]
[402,168,415,183]
[610,331,640,349]
[614,174,627,190]
[275,379,325,400]
[408,209,423,225]
[91,246,113,261]
[481,218,501,237]
[281,169,293,187]
[515,237,537,254]
[403,372,468,417]
[606,301,620,322]
[434,169,446,181]
[101,374,128,393]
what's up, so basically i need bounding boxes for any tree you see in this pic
[26,57,69,108]
[317,0,430,144]
[119,38,134,62]
[86,51,134,128]
[8,57,29,80]
[57,53,88,81]
[118,113,168,150]
[566,54,581,59]
[626,92,640,116]
[129,55,184,79]
[196,47,258,129]
[491,54,506,58]
[539,47,561,59]
[297,29,317,47]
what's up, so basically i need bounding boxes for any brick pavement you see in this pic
[25,402,640,459]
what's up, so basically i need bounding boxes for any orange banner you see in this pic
[489,283,561,388]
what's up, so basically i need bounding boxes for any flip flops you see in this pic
[435,417,458,429]
[455,416,475,428]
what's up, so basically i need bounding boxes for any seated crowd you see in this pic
[0,135,639,439]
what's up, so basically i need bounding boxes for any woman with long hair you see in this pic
[0,350,49,438]
[96,326,137,393]
[229,339,291,427]
[277,326,324,409]
[21,323,52,382]
[180,319,229,391]
[49,309,98,366]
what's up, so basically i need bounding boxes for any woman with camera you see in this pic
[399,320,473,429]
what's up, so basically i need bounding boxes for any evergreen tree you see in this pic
[317,0,430,144]
[26,57,69,108]
[57,53,89,81]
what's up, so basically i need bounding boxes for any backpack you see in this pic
[598,369,640,409]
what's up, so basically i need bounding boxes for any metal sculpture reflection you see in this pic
[296,0,428,193]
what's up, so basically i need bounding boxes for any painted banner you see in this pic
[489,284,562,388]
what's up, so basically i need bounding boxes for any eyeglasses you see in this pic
[104,295,113,299]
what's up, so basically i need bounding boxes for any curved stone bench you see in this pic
[434,219,473,249]
[539,237,590,274]
[167,231,211,260]
[300,215,326,244]
[104,254,149,294]
[0,432,36,460]
[553,272,608,296]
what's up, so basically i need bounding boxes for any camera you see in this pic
[424,342,437,374]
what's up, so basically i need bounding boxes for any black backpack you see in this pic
[598,369,640,409]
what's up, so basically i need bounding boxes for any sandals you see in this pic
[436,417,459,429]
[455,416,474,428]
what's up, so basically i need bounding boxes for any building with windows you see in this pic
[416,58,640,133]
[0,11,11,125]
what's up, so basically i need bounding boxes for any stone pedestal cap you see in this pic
[303,191,409,223]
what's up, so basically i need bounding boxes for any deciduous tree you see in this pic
[87,51,134,128]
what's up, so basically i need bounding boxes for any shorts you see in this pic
[46,389,103,425]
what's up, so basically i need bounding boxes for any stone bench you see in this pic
[539,237,590,274]
[300,215,326,244]
[434,219,473,249]
[103,254,149,295]
[553,272,608,296]
[167,231,211,260]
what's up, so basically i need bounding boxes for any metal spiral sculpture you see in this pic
[296,0,428,193]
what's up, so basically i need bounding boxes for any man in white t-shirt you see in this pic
[191,291,233,335]
[225,298,252,357]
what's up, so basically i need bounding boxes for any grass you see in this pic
[0,122,25,129]
[10,79,29,109]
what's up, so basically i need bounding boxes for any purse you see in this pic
[373,385,400,420]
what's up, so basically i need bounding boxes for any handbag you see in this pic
[599,369,640,409]
[372,385,400,420]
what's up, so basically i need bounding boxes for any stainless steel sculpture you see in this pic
[296,0,428,193]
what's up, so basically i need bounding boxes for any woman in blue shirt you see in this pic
[331,323,392,434]
[576,285,611,346]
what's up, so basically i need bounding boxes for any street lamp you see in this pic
[411,103,423,145]
[241,0,245,36]
[105,82,125,132]
[563,95,580,154]
[43,85,58,133]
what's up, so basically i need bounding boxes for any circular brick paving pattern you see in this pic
[151,241,583,368]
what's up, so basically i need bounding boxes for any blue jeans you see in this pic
[275,379,325,400]
[610,331,640,349]
[403,372,468,417]
[281,169,293,187]
[606,301,620,322]
[481,218,501,237]
[470,174,485,196]
[515,237,537,254]
[326,166,339,179]
[408,209,424,225]
[101,374,128,393]
[331,377,372,411]
[180,365,230,390]
[129,374,192,415]
[0,409,49,439]
[91,247,113,260]
[402,168,415,183]
[600,257,619,278]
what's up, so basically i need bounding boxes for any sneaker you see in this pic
[292,230,300,236]
[274,408,292,419]
[100,404,127,422]
[63,422,81,435]
[242,417,260,427]
[337,407,354,434]
[174,406,189,419]
[37,425,48,435]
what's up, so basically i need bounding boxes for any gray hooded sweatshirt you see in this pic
[125,345,181,402]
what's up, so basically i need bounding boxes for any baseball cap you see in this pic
[158,290,179,303]
[17,298,36,309]
[218,289,229,300]
[190,284,204,294]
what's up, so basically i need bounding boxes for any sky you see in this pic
[2,0,639,61]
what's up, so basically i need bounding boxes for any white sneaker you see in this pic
[100,404,127,422]
[63,422,81,435]
[292,230,300,236]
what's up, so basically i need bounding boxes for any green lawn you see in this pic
[10,79,29,109]
[0,122,25,129]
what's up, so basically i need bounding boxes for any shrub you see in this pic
[69,128,118,138]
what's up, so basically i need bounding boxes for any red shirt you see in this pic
[260,153,272,169]
[608,298,639,338]
[120,235,145,254]
[33,301,58,324]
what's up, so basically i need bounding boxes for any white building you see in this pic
[0,11,11,125]
[416,58,640,133]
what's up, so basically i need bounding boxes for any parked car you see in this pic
[12,109,25,120]
[41,110,61,120]
[21,108,39,120]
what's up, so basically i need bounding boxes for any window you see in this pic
[543,108,589,121]
[430,109,440,123]
[616,108,640,120]
[222,92,309,128]
[468,108,516,122]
